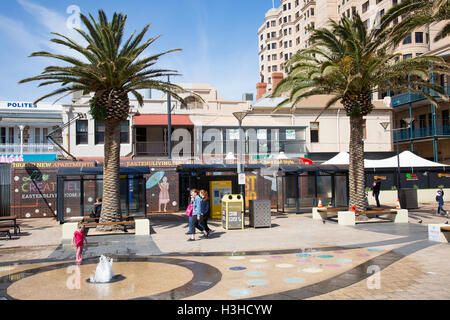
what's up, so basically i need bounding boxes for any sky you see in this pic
[0,0,280,103]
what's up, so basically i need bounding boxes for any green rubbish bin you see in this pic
[222,194,244,230]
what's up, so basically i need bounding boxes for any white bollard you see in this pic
[135,218,150,236]
[391,209,409,223]
[62,222,79,240]
[338,211,356,226]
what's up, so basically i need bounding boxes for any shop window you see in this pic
[443,110,449,127]
[76,120,88,145]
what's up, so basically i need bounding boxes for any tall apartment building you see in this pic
[257,0,450,163]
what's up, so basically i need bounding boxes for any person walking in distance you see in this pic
[200,190,213,235]
[185,191,195,235]
[372,178,382,208]
[436,189,448,217]
[188,189,208,241]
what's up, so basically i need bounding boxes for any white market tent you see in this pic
[323,151,448,168]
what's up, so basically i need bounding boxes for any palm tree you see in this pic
[379,0,450,45]
[19,10,186,230]
[272,14,449,212]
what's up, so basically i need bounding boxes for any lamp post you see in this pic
[233,111,248,197]
[380,117,414,192]
[167,75,172,160]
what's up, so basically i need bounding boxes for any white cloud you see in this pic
[0,14,41,52]
[16,0,87,59]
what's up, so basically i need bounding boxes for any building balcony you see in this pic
[0,143,56,154]
[394,125,450,142]
[391,86,450,107]
[134,139,307,158]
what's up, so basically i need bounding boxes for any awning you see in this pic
[134,114,193,126]
[0,117,61,123]
[57,166,151,176]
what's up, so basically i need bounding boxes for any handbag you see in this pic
[185,203,193,217]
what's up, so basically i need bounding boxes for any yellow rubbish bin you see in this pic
[222,194,244,230]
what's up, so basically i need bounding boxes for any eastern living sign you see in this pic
[10,161,96,218]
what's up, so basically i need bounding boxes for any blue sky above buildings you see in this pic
[0,0,281,103]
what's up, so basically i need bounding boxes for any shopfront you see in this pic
[0,101,62,163]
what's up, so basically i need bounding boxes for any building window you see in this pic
[272,54,277,60]
[267,33,270,39]
[120,121,130,143]
[272,43,276,49]
[271,20,276,27]
[379,9,385,18]
[376,0,382,3]
[363,19,370,29]
[310,122,319,143]
[393,17,398,25]
[267,22,270,28]
[283,4,287,11]
[362,1,369,13]
[8,128,14,144]
[443,110,449,127]
[403,33,412,45]
[261,55,264,61]
[95,121,105,144]
[260,34,263,41]
[268,66,272,72]
[362,120,367,140]
[95,121,129,144]
[271,32,276,37]
[76,120,88,145]
[268,77,272,84]
[392,0,398,5]
[0,128,5,144]
[403,53,412,60]
[415,32,423,43]
[311,8,314,16]
[34,128,40,144]
[426,33,429,43]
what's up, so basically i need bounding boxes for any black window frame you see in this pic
[415,32,423,43]
[76,120,89,145]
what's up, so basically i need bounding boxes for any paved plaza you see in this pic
[0,203,449,300]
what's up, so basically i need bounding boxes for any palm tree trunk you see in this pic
[348,115,367,213]
[99,119,123,231]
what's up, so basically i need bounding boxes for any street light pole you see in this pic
[167,76,172,160]
[380,117,414,192]
[233,111,248,197]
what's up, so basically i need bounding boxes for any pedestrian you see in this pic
[372,178,382,208]
[200,190,213,235]
[90,197,102,223]
[188,189,208,241]
[72,221,88,265]
[436,190,448,216]
[185,191,194,235]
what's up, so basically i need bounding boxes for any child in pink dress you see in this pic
[72,222,88,264]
